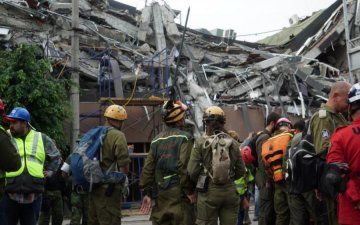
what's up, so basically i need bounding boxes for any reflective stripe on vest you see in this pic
[6,130,45,178]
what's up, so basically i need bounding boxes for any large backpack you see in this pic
[203,132,232,184]
[71,126,126,191]
[286,136,347,197]
[261,132,293,182]
[285,139,321,194]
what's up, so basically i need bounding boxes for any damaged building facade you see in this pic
[0,0,357,142]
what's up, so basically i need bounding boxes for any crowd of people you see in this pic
[0,80,360,225]
[139,80,360,225]
[0,103,131,225]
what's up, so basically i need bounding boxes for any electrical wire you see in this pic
[123,65,140,106]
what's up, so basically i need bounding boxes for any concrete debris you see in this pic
[0,0,352,129]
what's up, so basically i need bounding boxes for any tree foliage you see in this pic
[0,44,71,154]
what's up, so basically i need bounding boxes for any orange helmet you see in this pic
[241,146,256,166]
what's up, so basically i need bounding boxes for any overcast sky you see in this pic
[118,0,337,42]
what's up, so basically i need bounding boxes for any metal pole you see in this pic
[343,0,355,84]
[174,7,190,84]
[70,0,80,151]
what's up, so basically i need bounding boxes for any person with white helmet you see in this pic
[139,100,196,225]
[3,107,61,225]
[327,83,360,225]
[88,104,131,225]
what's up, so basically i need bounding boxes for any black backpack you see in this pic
[285,139,321,194]
[286,129,347,197]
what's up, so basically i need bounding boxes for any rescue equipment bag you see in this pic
[71,126,126,192]
[261,132,293,182]
[203,132,232,184]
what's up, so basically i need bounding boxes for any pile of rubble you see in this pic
[0,0,349,128]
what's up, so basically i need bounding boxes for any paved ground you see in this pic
[63,203,259,225]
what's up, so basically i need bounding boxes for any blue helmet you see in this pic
[348,83,360,104]
[7,107,31,122]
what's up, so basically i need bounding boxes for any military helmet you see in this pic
[348,83,360,104]
[203,106,225,123]
[161,100,187,124]
[104,104,127,121]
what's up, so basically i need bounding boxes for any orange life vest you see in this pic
[261,132,293,182]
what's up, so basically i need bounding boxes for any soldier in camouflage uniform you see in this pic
[309,81,351,225]
[140,100,196,225]
[70,190,89,225]
[38,172,64,225]
[61,155,89,225]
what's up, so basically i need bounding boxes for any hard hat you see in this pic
[348,83,360,104]
[6,107,31,122]
[161,100,187,124]
[241,146,256,166]
[104,105,127,121]
[275,117,292,129]
[203,106,225,122]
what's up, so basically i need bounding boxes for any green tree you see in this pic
[0,44,71,155]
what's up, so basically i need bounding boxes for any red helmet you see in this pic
[241,146,256,166]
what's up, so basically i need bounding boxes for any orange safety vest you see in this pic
[261,132,293,182]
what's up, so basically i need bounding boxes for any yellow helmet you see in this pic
[104,105,127,121]
[162,100,187,124]
[203,106,225,122]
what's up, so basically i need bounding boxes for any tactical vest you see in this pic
[151,128,190,189]
[5,130,46,193]
[261,132,293,182]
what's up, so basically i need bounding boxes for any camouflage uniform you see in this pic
[187,134,246,225]
[70,190,89,225]
[39,164,66,225]
[140,127,196,225]
[39,190,63,225]
[309,104,348,225]
[88,123,131,225]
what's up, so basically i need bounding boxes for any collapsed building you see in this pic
[0,0,356,140]
[1,0,358,203]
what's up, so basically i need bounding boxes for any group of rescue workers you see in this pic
[138,80,360,225]
[0,80,359,225]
